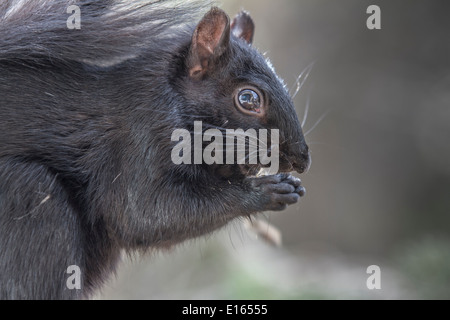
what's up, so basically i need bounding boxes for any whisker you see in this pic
[304,109,331,136]
[301,93,311,128]
[290,61,315,99]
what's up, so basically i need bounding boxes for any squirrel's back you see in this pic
[0,0,208,65]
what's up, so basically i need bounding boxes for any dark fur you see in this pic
[0,0,309,299]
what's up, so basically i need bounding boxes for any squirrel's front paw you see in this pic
[247,173,306,211]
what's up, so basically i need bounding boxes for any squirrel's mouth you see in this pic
[238,154,309,177]
[239,162,296,177]
[239,164,264,177]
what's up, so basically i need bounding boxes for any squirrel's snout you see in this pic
[291,151,311,174]
[286,145,311,174]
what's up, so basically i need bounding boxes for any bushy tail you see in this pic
[0,0,208,64]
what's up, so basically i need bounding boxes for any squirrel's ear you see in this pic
[231,11,255,44]
[188,7,231,79]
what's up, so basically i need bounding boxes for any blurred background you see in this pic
[98,0,450,299]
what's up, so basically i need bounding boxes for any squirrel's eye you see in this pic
[237,89,261,113]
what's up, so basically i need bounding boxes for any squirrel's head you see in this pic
[176,7,310,175]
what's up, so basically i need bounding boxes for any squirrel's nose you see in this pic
[291,152,311,174]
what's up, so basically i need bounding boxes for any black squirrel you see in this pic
[0,0,310,299]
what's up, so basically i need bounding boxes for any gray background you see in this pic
[97,0,450,299]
